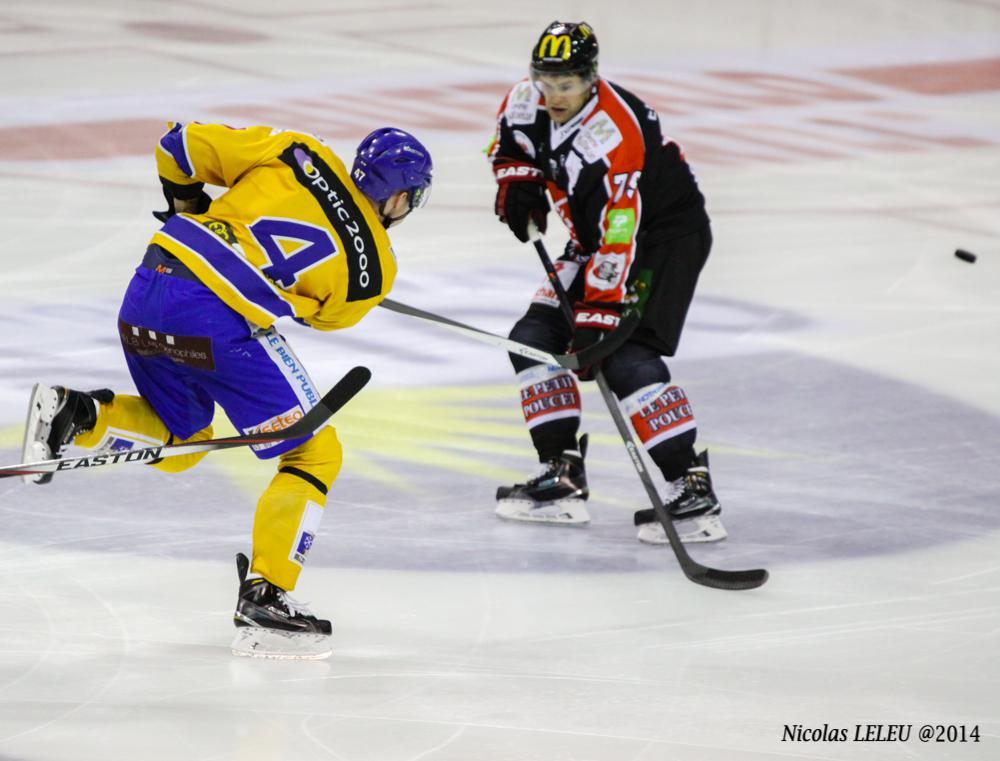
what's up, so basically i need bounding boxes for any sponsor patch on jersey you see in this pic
[289,501,324,565]
[585,251,626,291]
[574,111,622,164]
[259,328,319,409]
[244,405,305,451]
[604,208,636,244]
[91,426,164,453]
[296,532,314,558]
[280,143,381,302]
[507,81,539,125]
[531,258,580,307]
[200,218,237,245]
[118,318,216,371]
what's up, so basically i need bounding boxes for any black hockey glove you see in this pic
[493,158,548,243]
[563,239,590,263]
[571,301,623,381]
[153,177,212,223]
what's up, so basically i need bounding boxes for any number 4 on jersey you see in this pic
[248,217,339,288]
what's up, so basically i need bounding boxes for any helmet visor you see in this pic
[409,182,431,210]
[529,70,595,99]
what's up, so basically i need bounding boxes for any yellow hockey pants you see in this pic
[76,394,342,591]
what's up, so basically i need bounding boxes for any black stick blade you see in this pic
[241,365,371,444]
[317,366,372,418]
[689,567,770,591]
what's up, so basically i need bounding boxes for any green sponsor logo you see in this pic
[604,208,635,245]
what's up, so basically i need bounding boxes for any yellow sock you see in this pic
[251,426,342,591]
[74,394,213,474]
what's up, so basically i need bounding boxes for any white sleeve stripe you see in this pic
[181,126,195,178]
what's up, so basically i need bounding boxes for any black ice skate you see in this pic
[634,450,728,544]
[20,384,112,484]
[231,552,332,659]
[495,435,590,525]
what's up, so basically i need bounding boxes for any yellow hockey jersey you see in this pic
[151,122,396,331]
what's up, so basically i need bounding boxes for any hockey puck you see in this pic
[954,249,977,263]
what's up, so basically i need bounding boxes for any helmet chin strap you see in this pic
[377,199,410,228]
[377,195,414,229]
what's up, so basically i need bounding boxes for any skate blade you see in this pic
[231,626,332,660]
[20,384,59,485]
[495,498,590,525]
[637,514,728,545]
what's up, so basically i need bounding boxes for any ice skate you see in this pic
[231,553,332,660]
[634,450,728,544]
[20,384,111,484]
[495,435,590,525]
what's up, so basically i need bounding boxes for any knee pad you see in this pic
[509,305,572,373]
[277,426,342,496]
[601,342,671,397]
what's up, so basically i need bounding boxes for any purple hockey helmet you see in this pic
[351,128,433,211]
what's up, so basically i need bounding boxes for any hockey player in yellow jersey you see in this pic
[19,122,433,659]
[151,122,425,330]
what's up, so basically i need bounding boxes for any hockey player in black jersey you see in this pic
[488,21,726,544]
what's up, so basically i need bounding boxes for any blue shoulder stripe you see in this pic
[159,123,194,177]
[159,216,295,322]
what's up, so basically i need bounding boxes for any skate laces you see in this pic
[50,390,79,456]
[528,449,583,485]
[52,389,100,453]
[276,588,314,618]
[663,477,685,504]
[526,460,560,486]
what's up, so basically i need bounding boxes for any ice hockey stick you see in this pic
[1,366,372,481]
[379,297,638,372]
[529,233,768,590]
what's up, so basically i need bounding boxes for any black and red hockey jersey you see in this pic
[488,78,709,306]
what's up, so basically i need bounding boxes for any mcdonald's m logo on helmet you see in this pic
[538,34,572,60]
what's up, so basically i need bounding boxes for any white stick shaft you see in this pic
[379,299,563,366]
[413,317,560,365]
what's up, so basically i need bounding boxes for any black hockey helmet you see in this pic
[530,21,599,80]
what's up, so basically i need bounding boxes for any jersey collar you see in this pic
[548,92,600,149]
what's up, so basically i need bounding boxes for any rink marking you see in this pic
[837,56,1000,94]
[1,55,998,164]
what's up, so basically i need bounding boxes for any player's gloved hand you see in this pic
[563,239,590,263]
[571,301,622,380]
[153,177,212,223]
[493,158,548,243]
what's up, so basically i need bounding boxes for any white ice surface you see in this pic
[1,2,999,759]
